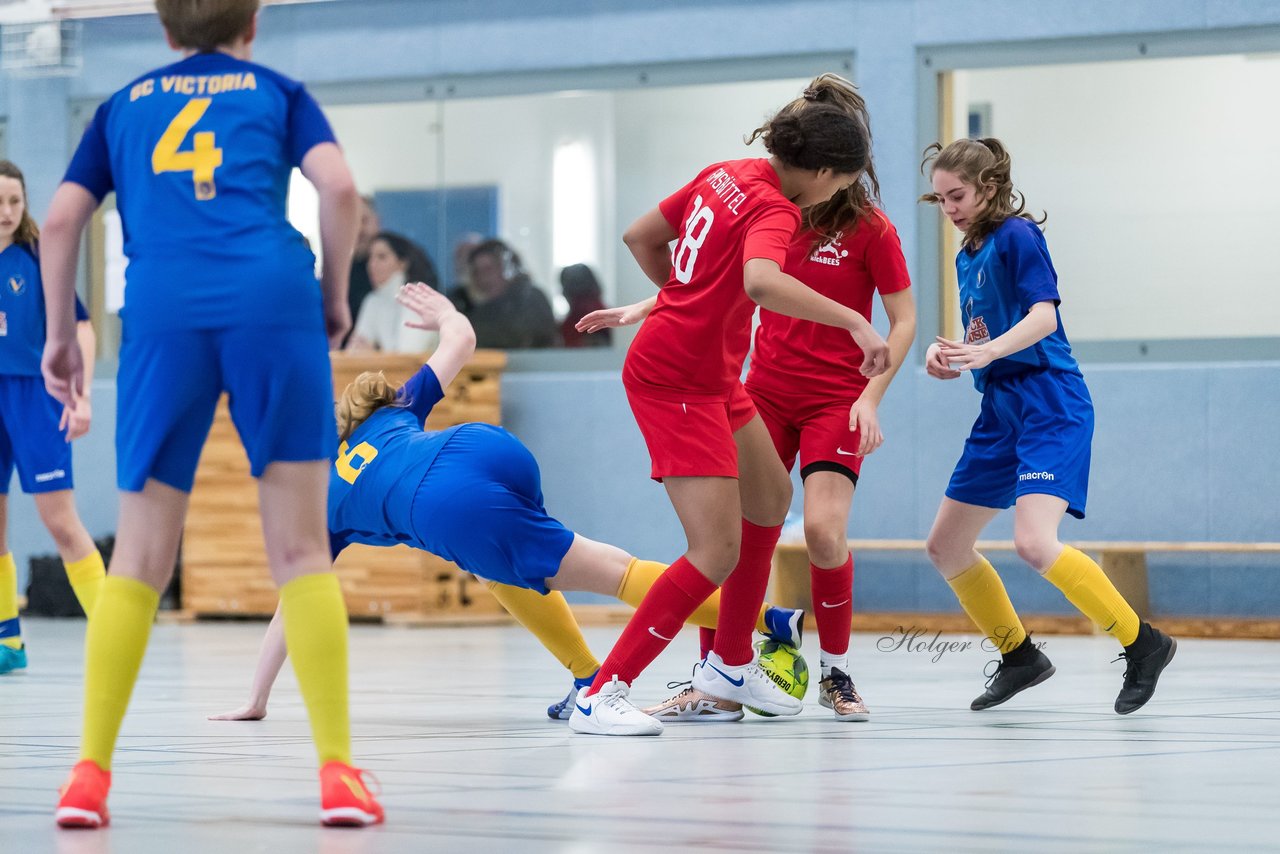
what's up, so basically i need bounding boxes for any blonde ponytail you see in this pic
[335,371,399,441]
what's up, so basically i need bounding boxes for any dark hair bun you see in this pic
[762,103,869,173]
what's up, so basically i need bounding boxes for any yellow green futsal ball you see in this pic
[746,640,809,717]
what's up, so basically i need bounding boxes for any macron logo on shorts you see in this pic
[1019,471,1055,482]
[34,469,66,483]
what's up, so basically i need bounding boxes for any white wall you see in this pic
[957,54,1280,342]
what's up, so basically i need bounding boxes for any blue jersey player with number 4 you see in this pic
[40,0,382,830]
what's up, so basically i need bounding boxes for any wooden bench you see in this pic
[773,539,1280,623]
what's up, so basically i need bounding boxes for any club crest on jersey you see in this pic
[809,234,848,267]
[7,275,25,296]
[965,316,990,345]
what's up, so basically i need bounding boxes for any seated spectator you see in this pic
[450,239,559,349]
[559,264,611,348]
[448,232,484,295]
[347,232,441,353]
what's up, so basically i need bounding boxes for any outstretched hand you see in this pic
[397,282,458,332]
[575,301,652,334]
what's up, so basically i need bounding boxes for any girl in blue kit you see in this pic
[920,138,1175,715]
[0,160,105,674]
[210,281,802,724]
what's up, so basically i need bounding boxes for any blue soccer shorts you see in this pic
[946,368,1093,519]
[409,424,575,592]
[0,375,74,494]
[115,325,336,492]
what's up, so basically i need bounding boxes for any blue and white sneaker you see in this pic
[568,676,663,736]
[0,644,27,674]
[763,606,804,647]
[691,651,802,717]
[548,671,598,721]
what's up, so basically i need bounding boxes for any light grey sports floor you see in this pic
[2,617,1279,853]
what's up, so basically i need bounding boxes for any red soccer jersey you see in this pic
[747,208,911,399]
[623,158,801,401]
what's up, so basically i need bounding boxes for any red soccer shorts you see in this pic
[626,382,757,481]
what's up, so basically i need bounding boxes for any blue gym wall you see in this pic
[3,0,1277,616]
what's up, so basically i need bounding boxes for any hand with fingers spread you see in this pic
[935,335,995,373]
[397,281,458,331]
[848,397,884,457]
[926,342,962,380]
[575,297,656,335]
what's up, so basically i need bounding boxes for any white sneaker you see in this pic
[568,676,664,736]
[691,651,803,717]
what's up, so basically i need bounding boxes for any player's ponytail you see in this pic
[919,137,1046,248]
[747,102,870,176]
[0,160,40,248]
[770,74,883,246]
[336,371,400,442]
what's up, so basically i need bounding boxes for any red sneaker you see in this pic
[319,761,384,827]
[55,760,111,828]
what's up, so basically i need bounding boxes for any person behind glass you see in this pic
[342,195,379,347]
[346,231,440,353]
[451,239,559,349]
[559,264,610,349]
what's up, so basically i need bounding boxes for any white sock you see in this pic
[820,652,848,679]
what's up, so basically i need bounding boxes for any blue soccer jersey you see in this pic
[0,243,88,376]
[328,365,466,556]
[956,217,1079,392]
[63,52,335,334]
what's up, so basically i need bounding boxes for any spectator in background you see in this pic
[343,195,380,347]
[347,231,441,353]
[448,232,484,295]
[559,264,611,348]
[450,239,559,349]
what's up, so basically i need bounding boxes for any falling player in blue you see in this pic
[920,137,1175,715]
[209,282,802,724]
[40,0,380,829]
[0,159,106,675]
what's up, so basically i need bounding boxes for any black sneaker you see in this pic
[1114,625,1177,715]
[971,647,1056,710]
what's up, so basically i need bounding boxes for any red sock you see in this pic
[589,557,717,694]
[810,554,853,657]
[699,627,716,660]
[712,520,781,666]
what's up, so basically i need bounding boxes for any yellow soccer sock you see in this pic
[485,582,600,679]
[1044,546,1140,646]
[280,572,351,766]
[65,550,106,619]
[947,556,1027,654]
[616,558,770,633]
[81,575,159,769]
[0,552,20,649]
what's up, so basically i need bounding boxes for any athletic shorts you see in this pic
[625,381,757,481]
[116,325,336,492]
[0,374,74,494]
[947,369,1093,519]
[748,381,864,484]
[410,424,575,593]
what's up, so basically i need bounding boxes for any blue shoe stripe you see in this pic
[0,617,20,640]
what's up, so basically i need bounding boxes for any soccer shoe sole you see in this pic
[1115,637,1177,715]
[643,705,744,723]
[970,664,1057,711]
[55,806,107,828]
[568,712,663,736]
[321,806,384,827]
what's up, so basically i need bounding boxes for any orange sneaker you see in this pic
[55,760,111,828]
[319,761,384,827]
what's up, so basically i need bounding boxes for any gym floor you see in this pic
[3,618,1278,853]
